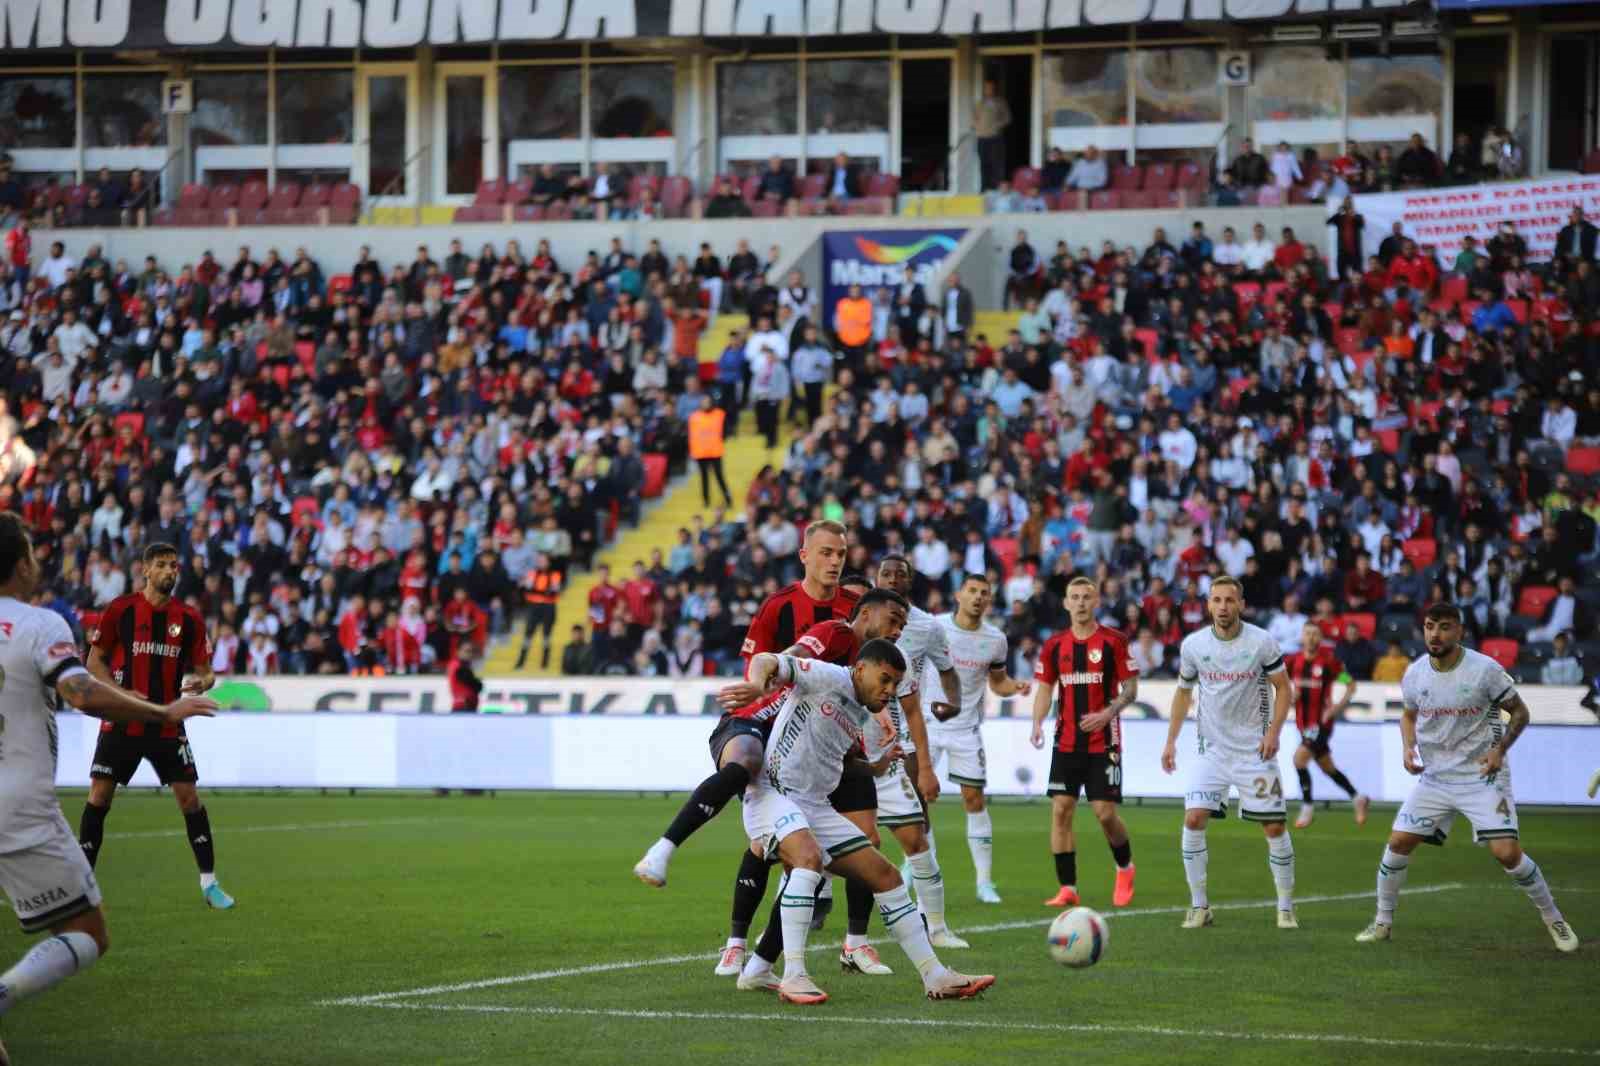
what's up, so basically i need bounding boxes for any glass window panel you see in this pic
[368,75,408,196]
[807,59,889,134]
[277,70,353,144]
[589,63,674,138]
[199,168,269,184]
[1250,48,1340,121]
[83,75,167,147]
[0,76,75,149]
[444,75,485,196]
[1134,48,1220,124]
[509,160,581,182]
[193,73,269,147]
[718,60,797,136]
[1043,50,1129,128]
[500,66,581,142]
[1348,53,1443,118]
[275,167,350,186]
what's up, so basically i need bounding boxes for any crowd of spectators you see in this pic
[0,221,801,677]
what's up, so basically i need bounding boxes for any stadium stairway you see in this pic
[488,310,810,677]
[971,308,1023,343]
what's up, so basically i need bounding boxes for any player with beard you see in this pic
[76,543,232,909]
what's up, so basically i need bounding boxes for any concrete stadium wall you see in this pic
[37,205,1332,300]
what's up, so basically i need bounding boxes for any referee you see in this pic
[76,543,235,910]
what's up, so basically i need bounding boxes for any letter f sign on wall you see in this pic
[162,79,194,114]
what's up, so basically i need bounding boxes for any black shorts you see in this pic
[827,757,877,814]
[90,730,199,786]
[1299,722,1334,758]
[708,714,771,768]
[1046,749,1122,803]
[524,602,556,635]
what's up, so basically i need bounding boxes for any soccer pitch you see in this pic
[8,792,1596,1065]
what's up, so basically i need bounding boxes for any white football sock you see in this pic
[1375,847,1410,924]
[966,810,994,885]
[908,850,946,931]
[1506,854,1562,922]
[740,952,772,979]
[200,872,218,890]
[646,838,676,863]
[843,933,868,950]
[874,884,943,984]
[1267,831,1295,909]
[723,936,747,950]
[1181,826,1209,908]
[0,932,100,1017]
[779,868,821,977]
[925,827,938,866]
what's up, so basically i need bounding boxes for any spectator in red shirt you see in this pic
[1274,227,1306,274]
[1342,553,1387,611]
[622,560,659,641]
[588,562,621,630]
[1386,240,1438,296]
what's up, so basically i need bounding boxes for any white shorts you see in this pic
[743,786,873,863]
[1184,750,1287,823]
[927,727,986,789]
[0,813,102,934]
[1395,774,1518,845]
[874,762,925,829]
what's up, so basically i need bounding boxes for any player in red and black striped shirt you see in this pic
[1031,577,1139,909]
[1284,620,1368,829]
[76,543,235,910]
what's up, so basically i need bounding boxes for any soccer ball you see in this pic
[1047,906,1109,967]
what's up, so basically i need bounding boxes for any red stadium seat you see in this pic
[1440,276,1468,306]
[1377,428,1401,454]
[1516,585,1558,619]
[1336,328,1364,355]
[740,175,762,204]
[1175,161,1206,189]
[1567,446,1600,476]
[327,183,362,223]
[114,411,145,438]
[642,454,668,498]
[511,204,545,222]
[177,183,209,209]
[798,173,827,201]
[751,199,781,218]
[1401,538,1437,570]
[1144,162,1176,190]
[237,179,269,223]
[1134,328,1161,362]
[1011,166,1041,194]
[865,172,900,201]
[990,537,1019,579]
[659,176,693,218]
[1109,164,1143,191]
[1234,282,1262,314]
[472,178,505,205]
[1087,190,1121,211]
[1479,638,1519,672]
[1506,299,1529,324]
[1256,185,1283,207]
[1341,613,1376,640]
[291,496,322,528]
[328,273,354,295]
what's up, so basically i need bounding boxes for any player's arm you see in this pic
[1261,662,1292,760]
[899,689,939,802]
[1481,689,1529,776]
[56,671,217,727]
[987,663,1031,698]
[1399,704,1423,774]
[930,665,961,721]
[1029,681,1054,749]
[85,643,116,686]
[1082,674,1137,735]
[720,635,819,706]
[1326,671,1355,723]
[718,651,785,708]
[183,615,216,694]
[1162,645,1197,773]
[739,603,778,680]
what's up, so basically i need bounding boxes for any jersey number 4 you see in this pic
[1252,776,1284,800]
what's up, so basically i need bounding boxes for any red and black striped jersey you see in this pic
[740,582,861,669]
[91,593,210,739]
[1035,625,1137,754]
[1285,647,1349,731]
[731,619,861,725]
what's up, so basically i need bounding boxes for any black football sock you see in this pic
[1109,838,1133,869]
[78,803,109,870]
[1326,768,1360,798]
[845,877,875,937]
[184,807,216,874]
[754,893,784,964]
[1296,767,1314,803]
[663,763,750,847]
[729,849,771,940]
[1054,850,1077,887]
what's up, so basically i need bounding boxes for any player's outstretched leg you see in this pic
[772,840,827,1005]
[76,776,118,870]
[963,788,999,902]
[840,877,891,974]
[1093,800,1136,907]
[1044,795,1079,908]
[1491,839,1579,953]
[1293,744,1316,829]
[1264,822,1296,928]
[1180,809,1212,928]
[174,785,232,910]
[635,762,752,887]
[1315,754,1368,825]
[0,911,106,1021]
[831,848,993,1000]
[1357,832,1417,942]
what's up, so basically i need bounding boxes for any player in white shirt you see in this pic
[1356,603,1577,952]
[1160,576,1298,930]
[728,645,994,1005]
[932,574,1032,904]
[873,556,967,949]
[0,515,216,1058]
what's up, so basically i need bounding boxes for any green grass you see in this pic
[4,791,1597,1065]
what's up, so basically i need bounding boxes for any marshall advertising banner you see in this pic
[2,0,1418,51]
[822,228,964,325]
[1354,175,1600,267]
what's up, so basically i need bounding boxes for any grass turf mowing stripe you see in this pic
[321,882,1464,1006]
[359,1002,1600,1059]
[108,817,463,840]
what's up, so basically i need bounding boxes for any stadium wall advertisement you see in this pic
[1354,175,1600,268]
[0,0,1420,51]
[822,229,965,322]
[50,711,1600,804]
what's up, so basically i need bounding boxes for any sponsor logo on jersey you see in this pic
[1418,706,1484,718]
[0,621,11,639]
[1199,670,1258,683]
[1058,671,1104,685]
[47,641,76,661]
[132,641,184,658]
[16,885,69,912]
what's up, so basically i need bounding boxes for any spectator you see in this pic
[1336,622,1377,681]
[757,156,795,204]
[703,179,751,219]
[1228,138,1269,189]
[822,152,858,204]
[1065,146,1108,192]
[1541,633,1584,685]
[974,79,1012,191]
[1554,206,1598,265]
[1004,229,1039,310]
[1269,141,1302,190]
[1041,146,1071,193]
[1397,132,1439,187]
[1372,641,1409,682]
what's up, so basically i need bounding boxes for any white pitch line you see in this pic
[322,882,1463,1007]
[109,817,459,841]
[359,1001,1600,1059]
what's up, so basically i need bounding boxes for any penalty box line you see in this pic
[358,1001,1600,1060]
[322,882,1464,1007]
